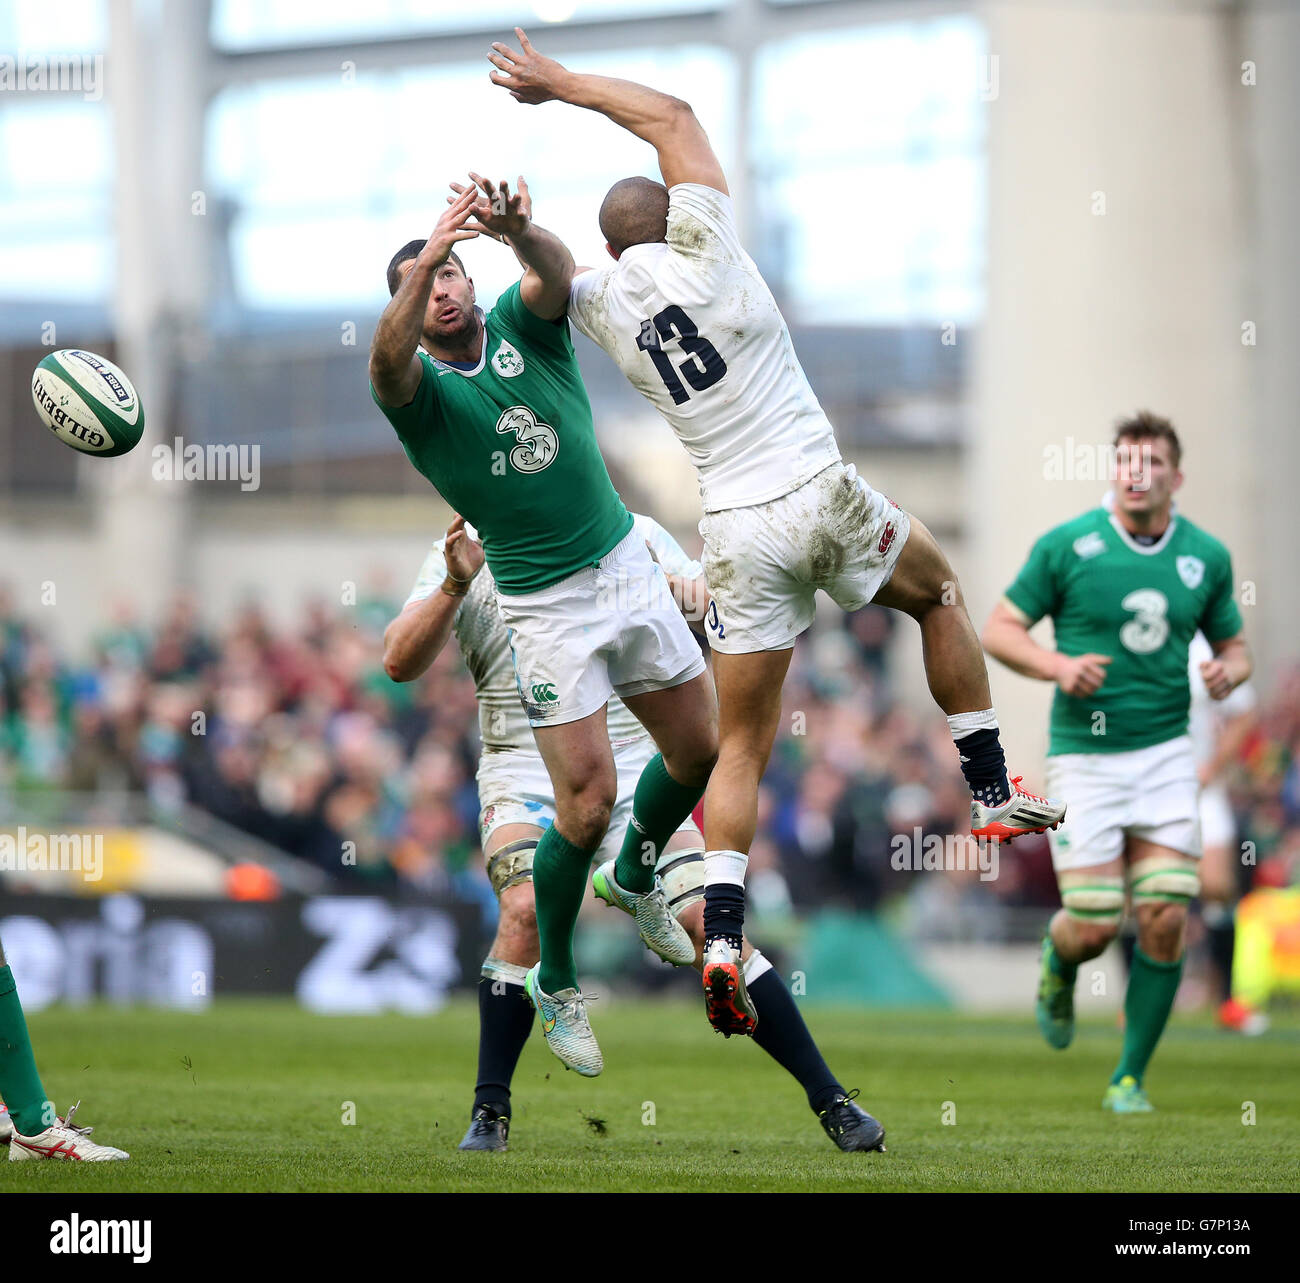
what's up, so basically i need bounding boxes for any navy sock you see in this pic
[472,976,535,1117]
[703,883,745,951]
[748,970,844,1113]
[956,727,1009,806]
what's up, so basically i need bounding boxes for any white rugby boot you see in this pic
[8,1102,129,1161]
[592,860,696,966]
[523,965,603,1077]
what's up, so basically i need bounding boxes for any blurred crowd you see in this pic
[1,580,1297,937]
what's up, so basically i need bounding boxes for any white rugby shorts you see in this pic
[1046,735,1202,872]
[495,524,706,727]
[697,461,909,654]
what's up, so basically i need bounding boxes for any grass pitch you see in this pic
[4,998,1297,1192]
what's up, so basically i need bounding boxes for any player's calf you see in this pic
[1035,879,1123,1050]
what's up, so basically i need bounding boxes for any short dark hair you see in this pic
[599,177,670,254]
[1114,410,1182,468]
[386,241,465,296]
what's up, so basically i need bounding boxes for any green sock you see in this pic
[533,825,598,994]
[0,965,54,1136]
[1111,947,1184,1086]
[614,754,706,894]
[1046,936,1078,983]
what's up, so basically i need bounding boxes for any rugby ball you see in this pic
[31,349,145,457]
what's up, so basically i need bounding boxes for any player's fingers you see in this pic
[464,220,502,240]
[1091,654,1113,666]
[511,90,525,102]
[490,42,518,62]
[449,229,480,243]
[516,28,534,51]
[487,51,515,73]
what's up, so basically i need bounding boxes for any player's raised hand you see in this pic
[418,185,480,267]
[448,174,533,242]
[455,173,532,241]
[487,28,568,104]
[444,514,485,583]
[1200,658,1234,701]
[1054,653,1112,698]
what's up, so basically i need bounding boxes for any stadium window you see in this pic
[211,0,726,50]
[206,47,735,312]
[752,16,986,326]
[0,101,113,305]
[0,0,107,54]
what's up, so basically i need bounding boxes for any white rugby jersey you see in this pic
[568,183,841,514]
[403,514,703,752]
[1187,631,1256,770]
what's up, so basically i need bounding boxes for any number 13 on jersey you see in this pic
[636,306,728,405]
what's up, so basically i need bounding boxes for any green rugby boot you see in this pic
[523,964,603,1077]
[592,859,695,966]
[1035,936,1076,1049]
[1103,1076,1154,1113]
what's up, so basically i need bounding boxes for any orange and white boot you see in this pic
[970,775,1066,844]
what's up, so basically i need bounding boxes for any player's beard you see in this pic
[429,305,479,356]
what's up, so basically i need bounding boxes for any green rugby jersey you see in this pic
[371,281,632,595]
[1004,506,1243,756]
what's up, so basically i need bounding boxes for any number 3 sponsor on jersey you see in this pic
[1119,588,1169,654]
[495,405,559,474]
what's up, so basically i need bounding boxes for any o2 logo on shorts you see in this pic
[1119,588,1169,654]
[706,600,726,640]
[496,406,559,474]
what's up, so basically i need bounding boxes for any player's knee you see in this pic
[556,790,615,849]
[664,739,717,789]
[1131,853,1198,953]
[1136,897,1189,955]
[1071,918,1121,956]
[1060,877,1125,951]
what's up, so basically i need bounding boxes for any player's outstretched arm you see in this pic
[383,517,484,682]
[487,28,727,194]
[370,188,480,406]
[982,599,1112,697]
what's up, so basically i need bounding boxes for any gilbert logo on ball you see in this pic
[31,349,144,457]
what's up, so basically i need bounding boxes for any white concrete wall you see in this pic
[970,0,1283,776]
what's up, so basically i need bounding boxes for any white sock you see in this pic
[703,849,748,887]
[742,949,773,983]
[947,708,999,739]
